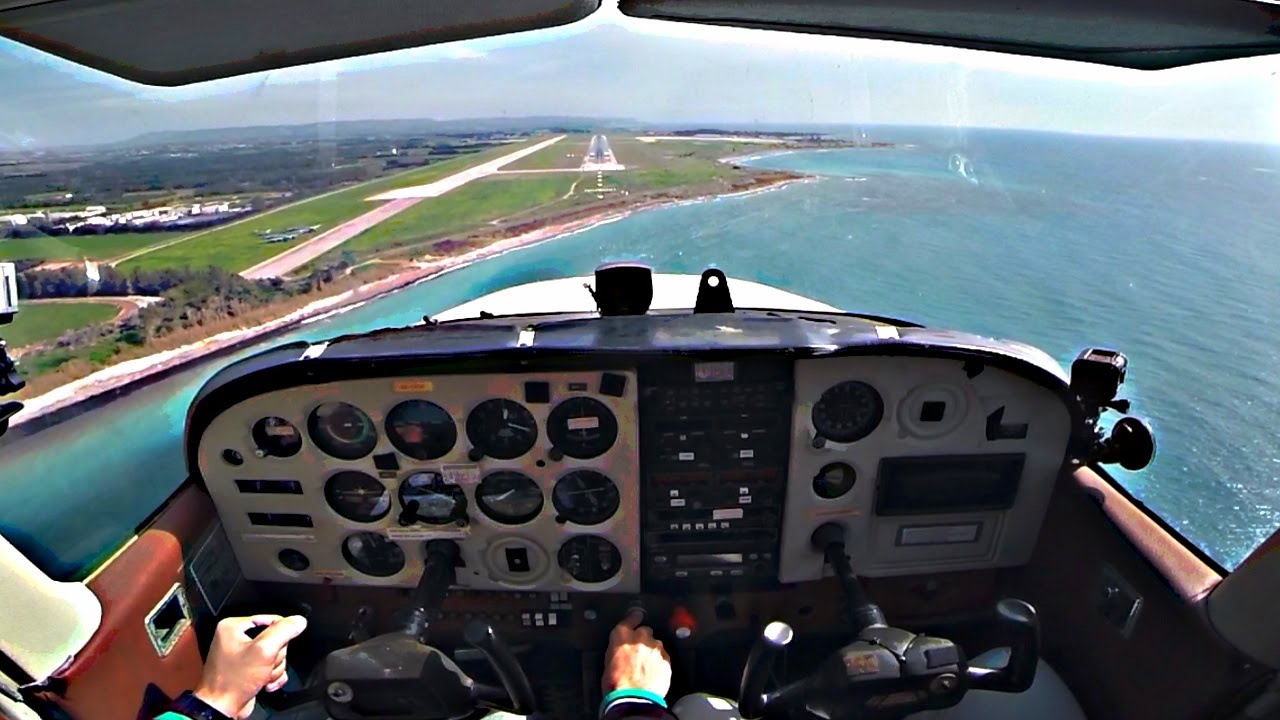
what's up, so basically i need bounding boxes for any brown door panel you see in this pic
[40,486,217,720]
[1015,468,1252,719]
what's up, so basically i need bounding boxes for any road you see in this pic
[365,136,566,200]
[241,136,566,279]
[25,295,165,322]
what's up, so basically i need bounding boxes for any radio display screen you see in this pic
[875,454,1024,516]
[677,553,743,567]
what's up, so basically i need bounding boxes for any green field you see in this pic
[505,134,592,170]
[0,232,189,262]
[6,302,117,347]
[117,140,539,273]
[316,174,578,263]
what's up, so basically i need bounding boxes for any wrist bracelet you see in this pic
[601,687,668,714]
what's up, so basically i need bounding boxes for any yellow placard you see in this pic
[393,380,434,393]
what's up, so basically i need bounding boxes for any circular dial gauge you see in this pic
[251,416,302,458]
[385,400,457,461]
[278,549,310,572]
[547,397,618,459]
[812,381,884,443]
[324,471,391,522]
[398,471,467,525]
[558,535,622,584]
[342,533,405,577]
[309,402,378,459]
[466,399,538,460]
[813,462,857,499]
[552,470,620,525]
[476,471,544,525]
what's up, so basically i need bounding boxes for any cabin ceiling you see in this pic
[0,0,1278,85]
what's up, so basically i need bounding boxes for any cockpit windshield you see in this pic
[1,4,1279,580]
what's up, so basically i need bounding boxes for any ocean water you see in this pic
[4,127,1280,578]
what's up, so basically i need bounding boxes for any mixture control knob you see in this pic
[669,605,697,640]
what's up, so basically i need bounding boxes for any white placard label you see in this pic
[738,449,754,459]
[386,527,467,541]
[567,417,599,431]
[712,508,744,520]
[678,452,695,461]
[898,524,981,546]
[442,465,481,485]
[242,533,316,543]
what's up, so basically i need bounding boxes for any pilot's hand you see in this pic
[193,615,307,720]
[602,609,672,698]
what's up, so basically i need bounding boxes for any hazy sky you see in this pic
[3,2,1279,147]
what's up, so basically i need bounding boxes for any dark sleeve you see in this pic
[601,697,679,720]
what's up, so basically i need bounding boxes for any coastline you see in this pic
[10,173,808,430]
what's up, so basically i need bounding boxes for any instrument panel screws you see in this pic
[930,674,958,695]
[327,682,354,703]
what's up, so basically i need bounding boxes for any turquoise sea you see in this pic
[3,127,1279,578]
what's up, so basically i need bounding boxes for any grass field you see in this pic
[117,140,539,273]
[0,232,189,262]
[6,302,117,347]
[505,134,593,170]
[314,174,578,264]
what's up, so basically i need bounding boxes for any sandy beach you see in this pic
[12,174,807,428]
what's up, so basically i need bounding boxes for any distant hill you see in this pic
[121,117,641,147]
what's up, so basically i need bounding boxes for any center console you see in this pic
[639,358,792,589]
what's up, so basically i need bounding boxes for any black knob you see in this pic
[468,447,485,462]
[810,522,846,552]
[398,500,420,527]
[548,447,565,462]
[739,621,793,719]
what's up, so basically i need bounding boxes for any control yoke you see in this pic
[737,524,1040,720]
[317,540,538,720]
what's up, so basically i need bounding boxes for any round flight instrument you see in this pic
[342,532,406,577]
[398,471,467,525]
[476,471,544,525]
[812,381,884,443]
[552,470,620,525]
[466,399,538,460]
[251,416,303,458]
[547,397,618,459]
[813,462,857,499]
[558,535,622,584]
[385,400,457,461]
[309,402,378,459]
[325,471,391,522]
[277,549,310,572]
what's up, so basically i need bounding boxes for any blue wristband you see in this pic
[600,687,668,714]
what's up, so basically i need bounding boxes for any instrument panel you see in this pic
[198,370,641,592]
[194,346,1074,595]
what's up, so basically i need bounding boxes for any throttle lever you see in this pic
[966,598,1040,693]
[464,620,538,715]
[738,621,794,719]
